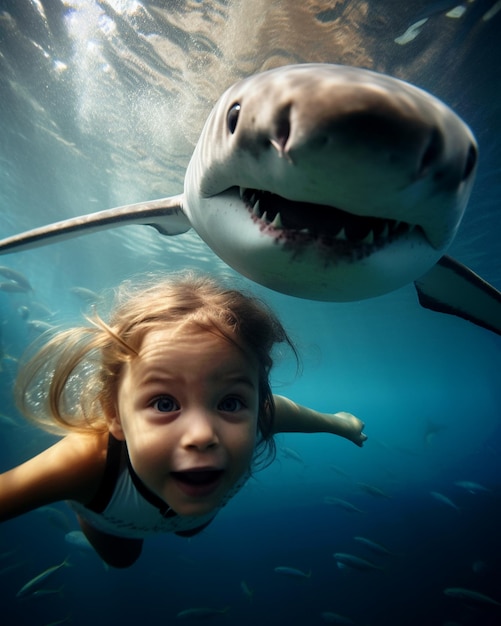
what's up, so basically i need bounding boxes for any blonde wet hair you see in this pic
[15,272,297,464]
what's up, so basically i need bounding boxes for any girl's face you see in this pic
[108,326,260,517]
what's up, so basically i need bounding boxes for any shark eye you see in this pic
[227,103,241,134]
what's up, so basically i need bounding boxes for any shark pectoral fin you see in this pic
[414,255,501,337]
[0,195,190,255]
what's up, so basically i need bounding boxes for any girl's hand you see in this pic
[333,412,367,447]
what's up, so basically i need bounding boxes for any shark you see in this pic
[0,63,500,336]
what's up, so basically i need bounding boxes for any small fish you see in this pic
[0,353,18,367]
[274,566,311,579]
[0,560,27,576]
[329,465,351,479]
[321,611,356,624]
[323,497,365,514]
[240,580,253,602]
[17,305,30,320]
[0,281,28,293]
[430,491,460,511]
[0,412,21,429]
[483,2,501,21]
[38,506,72,532]
[70,286,99,303]
[30,586,64,599]
[444,587,501,607]
[176,606,230,619]
[0,266,32,291]
[65,530,93,551]
[29,301,56,318]
[424,420,446,446]
[333,552,383,572]
[27,319,56,333]
[281,447,305,465]
[16,557,71,598]
[357,482,392,499]
[454,480,490,494]
[353,536,396,556]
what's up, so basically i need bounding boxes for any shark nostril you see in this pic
[271,104,292,153]
[418,128,442,177]
[461,144,477,182]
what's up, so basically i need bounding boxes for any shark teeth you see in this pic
[239,187,413,246]
[271,212,283,229]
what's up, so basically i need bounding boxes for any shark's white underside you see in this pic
[0,64,500,336]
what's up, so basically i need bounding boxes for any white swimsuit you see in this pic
[69,434,250,539]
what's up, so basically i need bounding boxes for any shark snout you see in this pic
[263,82,477,204]
[279,108,473,191]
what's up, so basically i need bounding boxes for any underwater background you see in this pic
[1,1,500,624]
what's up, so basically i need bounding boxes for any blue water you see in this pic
[1,1,501,625]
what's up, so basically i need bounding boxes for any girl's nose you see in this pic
[181,411,219,451]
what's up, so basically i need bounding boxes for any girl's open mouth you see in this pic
[171,469,225,497]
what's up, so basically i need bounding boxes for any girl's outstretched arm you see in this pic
[272,395,367,447]
[0,432,108,522]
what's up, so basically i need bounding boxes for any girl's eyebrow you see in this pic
[138,373,176,387]
[222,373,257,390]
[137,371,257,390]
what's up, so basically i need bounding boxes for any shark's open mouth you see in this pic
[240,187,419,252]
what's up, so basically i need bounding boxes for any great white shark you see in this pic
[0,64,500,336]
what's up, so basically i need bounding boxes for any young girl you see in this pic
[0,273,366,568]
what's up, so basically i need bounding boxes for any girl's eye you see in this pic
[152,396,178,413]
[218,397,244,412]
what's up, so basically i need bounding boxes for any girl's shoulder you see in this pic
[45,431,110,503]
[0,431,109,522]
